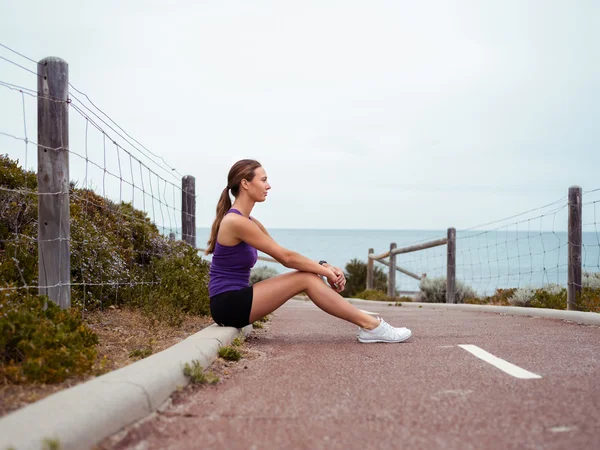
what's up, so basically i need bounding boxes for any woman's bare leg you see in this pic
[250,271,380,329]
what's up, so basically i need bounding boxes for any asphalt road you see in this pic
[101,299,600,450]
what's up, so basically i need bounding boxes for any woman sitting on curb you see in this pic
[205,159,411,343]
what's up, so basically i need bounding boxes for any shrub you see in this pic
[577,287,600,312]
[140,241,211,326]
[354,289,393,302]
[353,289,413,302]
[417,276,477,303]
[508,287,536,307]
[343,258,388,298]
[0,291,98,383]
[183,360,219,384]
[508,285,567,309]
[231,335,245,347]
[530,286,567,310]
[0,156,38,290]
[129,347,153,360]
[218,346,242,361]
[583,272,600,290]
[464,288,516,305]
[0,155,211,325]
[0,155,214,385]
[250,266,278,285]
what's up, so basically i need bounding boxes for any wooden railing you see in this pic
[367,227,457,302]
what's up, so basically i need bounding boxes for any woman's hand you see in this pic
[325,265,346,293]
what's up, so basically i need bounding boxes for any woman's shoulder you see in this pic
[221,211,251,227]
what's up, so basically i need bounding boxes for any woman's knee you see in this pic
[291,271,322,290]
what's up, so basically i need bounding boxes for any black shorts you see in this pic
[210,286,254,328]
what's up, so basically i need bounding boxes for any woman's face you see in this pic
[244,166,271,202]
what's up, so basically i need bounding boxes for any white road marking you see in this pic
[358,309,377,315]
[459,344,542,379]
[549,426,578,433]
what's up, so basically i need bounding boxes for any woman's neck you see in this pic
[231,198,254,218]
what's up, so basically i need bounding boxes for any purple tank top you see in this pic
[208,209,259,298]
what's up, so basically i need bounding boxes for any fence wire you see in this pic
[0,48,187,312]
[370,192,600,297]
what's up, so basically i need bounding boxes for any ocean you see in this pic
[195,228,600,295]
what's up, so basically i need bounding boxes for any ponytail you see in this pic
[205,159,262,255]
[205,187,232,255]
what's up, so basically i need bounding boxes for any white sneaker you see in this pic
[357,318,412,343]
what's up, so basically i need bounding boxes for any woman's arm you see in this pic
[230,215,334,278]
[249,216,272,238]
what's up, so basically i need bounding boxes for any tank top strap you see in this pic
[227,209,252,221]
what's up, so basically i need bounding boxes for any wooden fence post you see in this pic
[367,248,374,290]
[37,57,70,309]
[387,243,397,298]
[568,186,582,310]
[446,227,456,303]
[182,175,196,248]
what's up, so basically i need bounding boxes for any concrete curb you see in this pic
[0,323,252,450]
[347,298,600,326]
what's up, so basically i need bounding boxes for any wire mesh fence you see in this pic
[0,48,197,314]
[368,189,599,307]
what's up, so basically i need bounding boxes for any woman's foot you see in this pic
[357,318,412,343]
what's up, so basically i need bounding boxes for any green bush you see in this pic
[353,289,413,302]
[506,284,600,312]
[0,154,214,383]
[577,287,600,312]
[0,155,211,325]
[250,265,278,285]
[218,346,242,361]
[140,241,211,326]
[0,291,98,383]
[231,334,245,346]
[417,276,477,303]
[0,156,38,289]
[583,271,600,290]
[183,360,219,384]
[354,289,393,302]
[343,258,388,298]
[467,288,515,305]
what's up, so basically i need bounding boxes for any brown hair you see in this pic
[205,159,262,255]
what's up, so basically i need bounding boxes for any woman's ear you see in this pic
[240,178,249,190]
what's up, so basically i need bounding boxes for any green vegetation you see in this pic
[343,258,388,298]
[183,360,219,384]
[457,282,599,312]
[252,321,264,329]
[353,289,391,301]
[231,335,245,347]
[341,253,600,312]
[250,265,278,285]
[218,345,242,361]
[417,276,477,303]
[0,155,212,383]
[352,288,414,303]
[42,438,62,450]
[0,291,98,383]
[128,346,153,360]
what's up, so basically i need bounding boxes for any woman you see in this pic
[206,159,411,343]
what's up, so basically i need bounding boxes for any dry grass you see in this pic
[0,307,212,418]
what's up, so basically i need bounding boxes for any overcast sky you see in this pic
[1,0,599,231]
